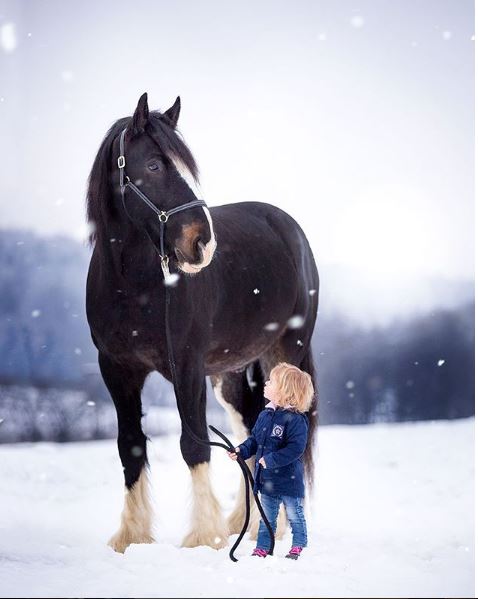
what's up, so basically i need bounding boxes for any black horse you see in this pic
[86,93,319,553]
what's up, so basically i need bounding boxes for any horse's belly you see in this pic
[204,336,275,376]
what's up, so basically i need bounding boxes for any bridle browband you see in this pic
[117,127,207,278]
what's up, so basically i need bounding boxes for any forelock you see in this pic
[148,112,199,182]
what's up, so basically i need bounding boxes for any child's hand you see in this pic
[259,457,267,468]
[227,448,240,460]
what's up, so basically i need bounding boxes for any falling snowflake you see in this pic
[345,380,355,389]
[61,70,73,82]
[1,23,17,53]
[16,241,24,246]
[253,288,260,294]
[74,348,82,355]
[264,322,279,331]
[317,32,327,41]
[223,348,230,353]
[0,418,4,425]
[31,309,41,318]
[296,340,303,347]
[132,330,139,337]
[86,401,95,407]
[437,359,445,367]
[287,315,305,329]
[163,273,180,287]
[350,15,364,29]
[309,289,317,296]
[131,446,143,457]
[75,222,95,241]
[442,31,452,41]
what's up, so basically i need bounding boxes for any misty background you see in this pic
[0,0,474,442]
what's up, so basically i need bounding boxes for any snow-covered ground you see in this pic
[0,418,474,598]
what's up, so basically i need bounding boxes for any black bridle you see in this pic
[117,127,207,278]
[116,126,275,561]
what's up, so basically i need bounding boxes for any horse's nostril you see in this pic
[194,236,204,256]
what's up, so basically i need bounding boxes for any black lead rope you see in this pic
[164,283,275,562]
[116,127,274,560]
[208,425,275,561]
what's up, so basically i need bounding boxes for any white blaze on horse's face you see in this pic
[169,155,217,274]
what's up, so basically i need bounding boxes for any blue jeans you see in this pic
[256,494,308,552]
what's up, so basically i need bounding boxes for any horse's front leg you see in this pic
[99,353,154,553]
[176,367,229,549]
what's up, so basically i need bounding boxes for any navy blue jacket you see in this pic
[238,406,309,497]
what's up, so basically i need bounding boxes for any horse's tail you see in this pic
[301,348,319,495]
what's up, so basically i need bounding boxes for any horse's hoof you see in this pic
[108,534,128,554]
[181,530,228,549]
[108,531,154,554]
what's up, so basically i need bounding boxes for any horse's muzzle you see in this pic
[175,236,216,274]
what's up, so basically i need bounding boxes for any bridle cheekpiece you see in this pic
[117,127,207,278]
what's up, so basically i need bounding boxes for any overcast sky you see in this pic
[0,0,474,283]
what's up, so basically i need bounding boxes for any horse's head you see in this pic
[88,93,216,275]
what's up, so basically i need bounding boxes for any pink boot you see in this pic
[285,546,303,560]
[251,548,268,558]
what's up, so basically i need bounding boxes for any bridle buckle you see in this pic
[160,255,171,278]
[118,156,125,169]
[158,211,169,223]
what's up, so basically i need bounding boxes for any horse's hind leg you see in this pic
[99,353,154,553]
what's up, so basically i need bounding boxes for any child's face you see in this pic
[264,373,282,406]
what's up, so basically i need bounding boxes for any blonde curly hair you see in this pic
[269,362,314,413]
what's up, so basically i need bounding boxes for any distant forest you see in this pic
[0,229,474,442]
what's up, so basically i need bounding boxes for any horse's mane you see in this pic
[86,111,199,245]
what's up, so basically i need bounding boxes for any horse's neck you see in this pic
[98,225,161,290]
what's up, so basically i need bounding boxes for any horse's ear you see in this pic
[130,92,149,135]
[163,96,181,128]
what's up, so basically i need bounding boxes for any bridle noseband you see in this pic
[117,127,207,278]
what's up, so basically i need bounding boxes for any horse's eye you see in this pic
[148,162,160,172]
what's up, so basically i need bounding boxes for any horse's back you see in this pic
[210,201,319,289]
